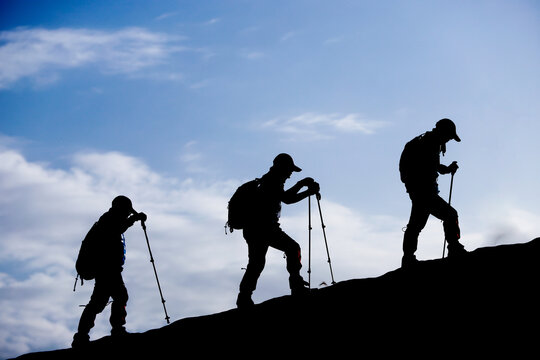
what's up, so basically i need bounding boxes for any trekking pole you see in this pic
[307,195,312,289]
[442,172,455,259]
[141,220,171,324]
[316,193,336,285]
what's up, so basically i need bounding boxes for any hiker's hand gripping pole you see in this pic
[141,220,171,324]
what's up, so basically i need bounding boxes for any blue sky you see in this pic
[1,0,539,357]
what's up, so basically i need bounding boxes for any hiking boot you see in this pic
[111,326,129,337]
[236,292,254,309]
[290,276,310,296]
[447,242,467,258]
[71,333,90,348]
[401,254,418,269]
[291,285,310,296]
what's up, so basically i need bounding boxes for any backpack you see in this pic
[75,222,101,282]
[399,134,424,184]
[226,178,261,233]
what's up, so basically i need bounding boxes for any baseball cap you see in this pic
[273,153,302,172]
[436,118,461,142]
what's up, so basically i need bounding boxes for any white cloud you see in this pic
[280,31,299,42]
[155,12,178,21]
[179,141,208,174]
[240,50,265,60]
[0,27,187,88]
[323,36,345,45]
[261,112,388,141]
[203,18,221,26]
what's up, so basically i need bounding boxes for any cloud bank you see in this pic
[262,112,388,140]
[0,27,186,88]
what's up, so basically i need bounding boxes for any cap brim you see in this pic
[292,165,302,172]
[454,134,461,142]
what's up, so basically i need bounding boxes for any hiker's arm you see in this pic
[118,217,136,233]
[282,177,320,204]
[119,212,147,233]
[438,161,458,175]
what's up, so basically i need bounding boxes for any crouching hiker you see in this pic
[228,153,320,309]
[72,196,147,347]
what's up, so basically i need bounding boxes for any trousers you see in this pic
[403,190,460,256]
[239,225,302,294]
[77,272,128,334]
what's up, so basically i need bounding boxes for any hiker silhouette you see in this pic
[72,195,147,348]
[236,153,320,308]
[399,119,467,268]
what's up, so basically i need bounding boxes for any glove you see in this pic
[448,161,459,175]
[308,181,320,196]
[299,177,315,187]
[135,212,147,222]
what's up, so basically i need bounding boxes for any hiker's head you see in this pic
[271,153,302,178]
[111,195,135,217]
[434,118,461,144]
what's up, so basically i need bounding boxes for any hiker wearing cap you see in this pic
[399,119,467,268]
[236,153,320,308]
[72,196,147,347]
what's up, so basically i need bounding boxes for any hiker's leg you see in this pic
[239,229,269,295]
[268,228,306,291]
[430,195,464,255]
[109,273,129,333]
[403,192,430,258]
[268,228,302,276]
[76,279,110,336]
